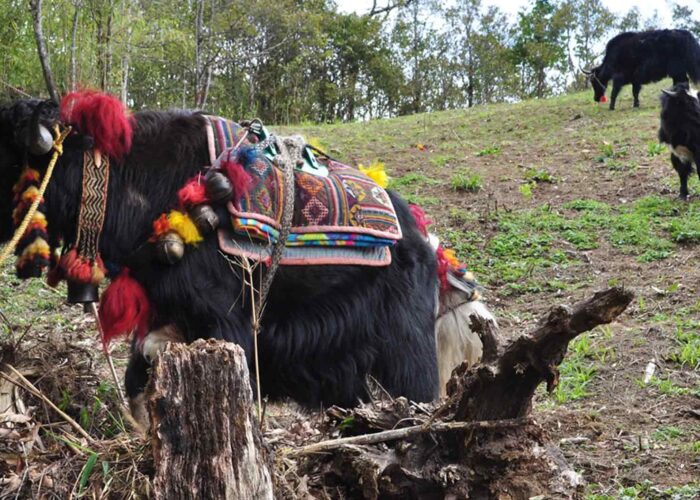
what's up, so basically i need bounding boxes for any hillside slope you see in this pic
[1,82,698,498]
[288,81,700,497]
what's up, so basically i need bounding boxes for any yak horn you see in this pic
[27,101,54,155]
[580,67,593,76]
[662,89,678,97]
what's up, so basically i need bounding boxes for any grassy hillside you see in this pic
[1,81,698,497]
[287,81,700,498]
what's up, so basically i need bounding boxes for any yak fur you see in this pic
[0,99,441,411]
[658,82,700,200]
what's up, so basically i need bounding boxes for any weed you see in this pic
[475,145,500,156]
[651,426,685,441]
[647,142,665,157]
[388,172,440,188]
[451,172,483,192]
[519,181,535,199]
[644,376,691,396]
[524,167,556,183]
[430,154,455,167]
[669,325,700,368]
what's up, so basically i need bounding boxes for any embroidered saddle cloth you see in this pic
[207,116,402,266]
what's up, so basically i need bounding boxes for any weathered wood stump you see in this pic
[293,287,634,499]
[148,339,274,500]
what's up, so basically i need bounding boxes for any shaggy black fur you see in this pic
[0,101,439,408]
[589,29,700,110]
[0,99,59,241]
[658,82,700,200]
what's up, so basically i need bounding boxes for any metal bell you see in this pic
[67,281,99,304]
[205,170,233,204]
[155,232,185,264]
[190,204,219,234]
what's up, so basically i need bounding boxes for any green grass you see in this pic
[450,172,483,192]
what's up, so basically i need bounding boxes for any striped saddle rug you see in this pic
[206,116,402,266]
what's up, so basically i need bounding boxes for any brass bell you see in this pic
[155,232,185,264]
[205,170,233,204]
[190,204,219,234]
[67,280,99,304]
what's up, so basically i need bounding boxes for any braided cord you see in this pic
[0,125,71,268]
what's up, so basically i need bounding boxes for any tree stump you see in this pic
[148,339,274,500]
[293,287,634,499]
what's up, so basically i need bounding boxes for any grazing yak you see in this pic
[0,93,494,423]
[658,82,700,200]
[584,29,700,110]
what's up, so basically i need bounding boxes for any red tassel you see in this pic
[98,268,151,344]
[60,90,133,159]
[436,246,450,292]
[222,159,252,197]
[178,176,209,208]
[409,203,432,237]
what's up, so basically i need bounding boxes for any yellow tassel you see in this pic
[167,210,203,245]
[358,160,389,188]
[21,185,41,203]
[22,238,50,259]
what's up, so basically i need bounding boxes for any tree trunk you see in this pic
[29,0,59,102]
[148,339,274,500]
[294,287,634,499]
[120,0,132,103]
[70,1,80,91]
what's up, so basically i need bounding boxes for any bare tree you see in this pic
[70,0,81,91]
[29,0,60,102]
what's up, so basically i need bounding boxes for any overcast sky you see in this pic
[336,0,700,24]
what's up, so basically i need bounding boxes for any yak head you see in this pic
[660,82,700,114]
[0,99,60,242]
[583,66,607,103]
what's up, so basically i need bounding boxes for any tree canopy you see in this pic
[0,0,688,123]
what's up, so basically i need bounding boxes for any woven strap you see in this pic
[257,136,296,308]
[75,150,110,260]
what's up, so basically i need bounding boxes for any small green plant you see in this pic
[451,172,483,192]
[651,426,685,442]
[524,167,556,183]
[669,325,700,368]
[647,142,665,157]
[475,145,501,156]
[429,154,454,167]
[519,181,535,199]
[644,376,691,396]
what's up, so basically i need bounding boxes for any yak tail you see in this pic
[687,34,700,84]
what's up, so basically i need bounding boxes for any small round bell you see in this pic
[155,232,185,264]
[205,170,233,204]
[190,204,220,234]
[67,280,99,304]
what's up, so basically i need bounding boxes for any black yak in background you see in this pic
[0,94,493,425]
[584,29,700,110]
[658,82,700,200]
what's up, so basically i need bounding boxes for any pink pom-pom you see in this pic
[222,159,252,197]
[178,176,209,207]
[408,203,432,237]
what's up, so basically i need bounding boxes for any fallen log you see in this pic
[148,339,274,500]
[298,287,634,499]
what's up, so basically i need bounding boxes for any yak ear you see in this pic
[662,89,678,97]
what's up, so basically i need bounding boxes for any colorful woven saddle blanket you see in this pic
[206,116,402,266]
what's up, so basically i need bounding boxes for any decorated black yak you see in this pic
[0,93,494,423]
[658,82,700,200]
[584,29,700,110]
